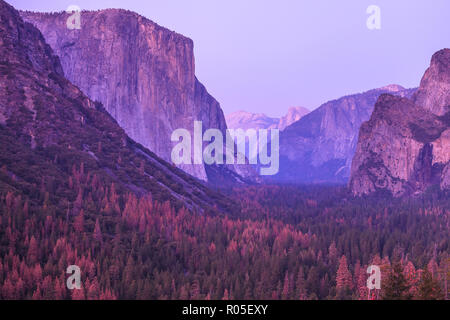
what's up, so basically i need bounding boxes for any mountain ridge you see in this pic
[270,85,416,183]
[226,106,310,131]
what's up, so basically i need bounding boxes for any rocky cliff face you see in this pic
[271,85,415,183]
[413,49,450,116]
[442,162,450,190]
[20,9,244,183]
[0,0,234,212]
[350,49,450,196]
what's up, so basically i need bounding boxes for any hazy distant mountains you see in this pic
[226,85,419,185]
[21,9,253,184]
[226,107,310,131]
[350,49,450,196]
[270,85,417,184]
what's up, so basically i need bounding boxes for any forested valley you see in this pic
[0,164,448,300]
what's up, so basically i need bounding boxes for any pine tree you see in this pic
[417,269,444,300]
[31,286,42,300]
[93,219,102,243]
[328,242,337,262]
[190,280,201,300]
[74,209,84,233]
[27,236,39,264]
[403,260,418,297]
[179,285,189,300]
[87,278,100,300]
[282,272,290,300]
[356,267,369,300]
[71,287,85,300]
[382,262,412,300]
[296,267,307,300]
[222,289,229,300]
[336,255,353,298]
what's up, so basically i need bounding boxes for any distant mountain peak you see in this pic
[278,106,310,131]
[379,84,406,92]
[226,107,310,131]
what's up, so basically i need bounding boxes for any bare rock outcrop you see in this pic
[21,9,246,183]
[350,49,450,196]
[277,107,310,131]
[413,49,450,116]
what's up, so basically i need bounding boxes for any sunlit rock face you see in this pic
[350,49,450,196]
[21,9,250,183]
[413,49,450,116]
[0,0,229,212]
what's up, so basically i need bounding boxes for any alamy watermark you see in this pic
[171,121,279,176]
[66,265,81,290]
[66,5,81,30]
[366,5,381,30]
[366,265,381,290]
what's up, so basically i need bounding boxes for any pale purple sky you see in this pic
[9,0,450,117]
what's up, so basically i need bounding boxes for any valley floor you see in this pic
[0,172,448,300]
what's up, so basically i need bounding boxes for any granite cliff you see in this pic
[350,49,450,196]
[0,0,234,212]
[21,9,248,183]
